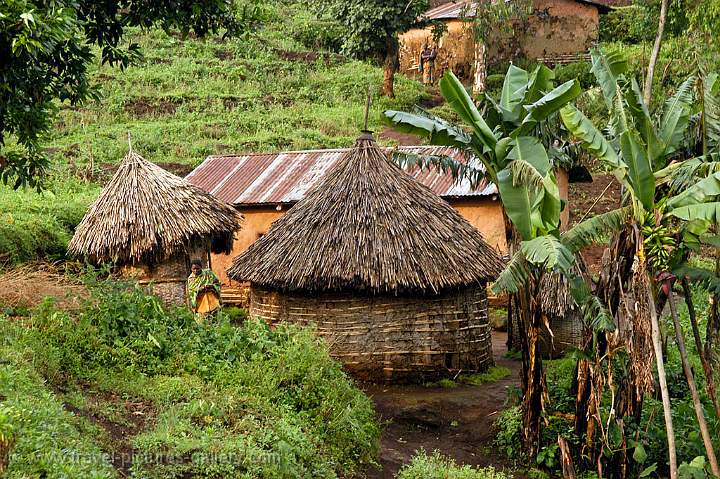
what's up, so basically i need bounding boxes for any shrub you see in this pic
[396,450,509,479]
[554,62,594,90]
[495,406,522,460]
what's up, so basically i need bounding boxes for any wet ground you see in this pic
[364,331,522,478]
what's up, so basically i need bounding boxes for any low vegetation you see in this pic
[0,274,379,478]
[396,451,509,479]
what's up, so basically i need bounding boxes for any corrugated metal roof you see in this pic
[186,145,497,206]
[423,1,477,20]
[422,0,620,19]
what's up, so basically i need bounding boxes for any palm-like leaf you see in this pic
[492,250,530,294]
[497,137,554,239]
[659,76,695,155]
[655,155,720,193]
[626,78,664,166]
[590,47,628,110]
[700,73,720,154]
[668,170,720,208]
[384,109,472,145]
[670,202,720,222]
[439,71,498,150]
[560,105,626,176]
[391,151,488,190]
[500,64,530,121]
[521,235,575,272]
[513,79,582,137]
[562,206,632,253]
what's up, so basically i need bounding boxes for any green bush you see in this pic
[2,275,380,478]
[494,406,523,460]
[554,62,594,90]
[396,450,509,479]
[289,12,344,52]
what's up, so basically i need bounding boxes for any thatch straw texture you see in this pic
[69,151,243,265]
[228,132,504,295]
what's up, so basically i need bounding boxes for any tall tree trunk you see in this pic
[681,277,720,421]
[667,289,720,477]
[643,0,668,105]
[472,42,487,96]
[646,274,677,479]
[383,35,399,99]
[521,278,545,456]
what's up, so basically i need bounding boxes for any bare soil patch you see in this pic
[568,174,622,274]
[0,263,87,312]
[364,331,522,478]
[62,385,155,477]
[379,127,423,147]
[124,97,182,117]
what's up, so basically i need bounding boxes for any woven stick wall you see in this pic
[249,285,494,382]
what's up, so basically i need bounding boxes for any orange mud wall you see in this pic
[399,0,599,82]
[211,206,283,286]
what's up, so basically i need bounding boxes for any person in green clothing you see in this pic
[186,259,221,315]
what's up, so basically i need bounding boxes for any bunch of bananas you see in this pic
[641,210,676,272]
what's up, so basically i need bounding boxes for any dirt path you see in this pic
[364,331,522,478]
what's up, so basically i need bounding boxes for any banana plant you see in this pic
[386,65,580,242]
[561,48,720,479]
[386,64,582,456]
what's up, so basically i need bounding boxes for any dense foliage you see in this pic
[0,275,379,477]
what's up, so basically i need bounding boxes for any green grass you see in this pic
[0,177,99,264]
[47,3,426,171]
[0,350,116,478]
[396,450,510,479]
[460,366,512,386]
[0,275,380,478]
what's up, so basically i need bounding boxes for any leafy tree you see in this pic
[317,0,429,99]
[0,0,260,188]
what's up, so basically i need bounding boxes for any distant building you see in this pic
[400,0,624,86]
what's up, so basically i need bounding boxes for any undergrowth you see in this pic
[0,272,379,478]
[396,450,509,479]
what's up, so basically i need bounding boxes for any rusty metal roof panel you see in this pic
[422,1,477,20]
[186,146,497,205]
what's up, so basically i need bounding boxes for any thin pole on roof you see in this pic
[363,85,372,131]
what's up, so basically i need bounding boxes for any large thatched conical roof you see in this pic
[69,150,243,265]
[227,132,504,295]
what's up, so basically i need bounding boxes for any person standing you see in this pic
[419,43,438,86]
[186,259,221,316]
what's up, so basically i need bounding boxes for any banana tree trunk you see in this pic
[520,277,545,456]
[472,42,487,96]
[667,289,720,477]
[680,277,720,421]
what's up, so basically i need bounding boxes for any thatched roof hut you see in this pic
[69,150,242,304]
[228,132,504,381]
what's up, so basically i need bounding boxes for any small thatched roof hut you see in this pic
[69,150,243,304]
[228,131,504,381]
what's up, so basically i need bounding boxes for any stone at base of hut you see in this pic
[248,285,495,383]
